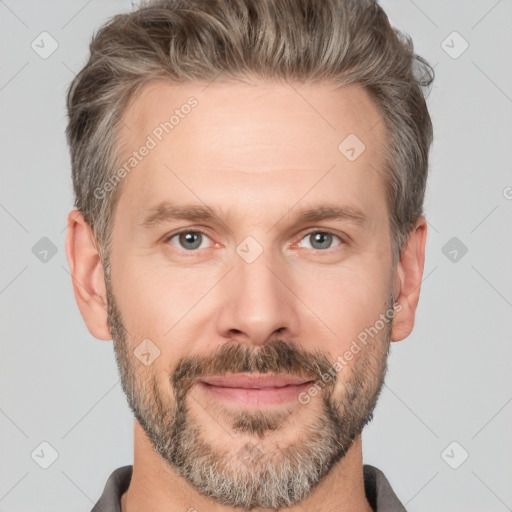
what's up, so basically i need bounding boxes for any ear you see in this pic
[391,216,427,342]
[65,209,111,341]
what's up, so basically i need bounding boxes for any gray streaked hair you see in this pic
[65,0,434,270]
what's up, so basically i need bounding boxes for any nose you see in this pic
[214,247,301,346]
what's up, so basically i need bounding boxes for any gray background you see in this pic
[1,0,511,510]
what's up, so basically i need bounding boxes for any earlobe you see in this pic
[65,209,112,341]
[390,217,428,342]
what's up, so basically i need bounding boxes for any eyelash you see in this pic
[163,228,344,253]
[164,229,212,251]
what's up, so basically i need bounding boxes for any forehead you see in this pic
[116,78,388,222]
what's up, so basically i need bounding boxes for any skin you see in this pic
[66,78,427,512]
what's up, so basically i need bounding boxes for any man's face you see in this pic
[107,79,395,509]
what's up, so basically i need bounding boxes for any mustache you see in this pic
[171,339,336,398]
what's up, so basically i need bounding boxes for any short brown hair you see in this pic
[66,0,434,269]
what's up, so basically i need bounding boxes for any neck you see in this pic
[121,420,373,512]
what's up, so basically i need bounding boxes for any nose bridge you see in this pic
[215,242,299,344]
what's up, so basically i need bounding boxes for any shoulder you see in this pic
[91,465,133,512]
[363,464,407,512]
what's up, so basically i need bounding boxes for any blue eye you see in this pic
[167,230,213,251]
[298,231,341,250]
[165,229,342,253]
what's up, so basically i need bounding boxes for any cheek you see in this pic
[111,255,223,365]
[111,254,182,332]
[292,264,391,353]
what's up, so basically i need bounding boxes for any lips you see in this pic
[200,374,314,389]
[197,374,316,406]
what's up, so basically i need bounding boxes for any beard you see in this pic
[105,273,393,510]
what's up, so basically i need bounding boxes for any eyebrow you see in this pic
[139,202,368,230]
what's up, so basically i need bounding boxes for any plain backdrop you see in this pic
[0,0,511,510]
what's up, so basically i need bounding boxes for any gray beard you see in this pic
[106,277,391,509]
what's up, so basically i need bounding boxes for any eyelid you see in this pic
[163,228,216,249]
[162,227,346,252]
[293,229,345,250]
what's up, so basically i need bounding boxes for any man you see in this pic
[64,0,434,510]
